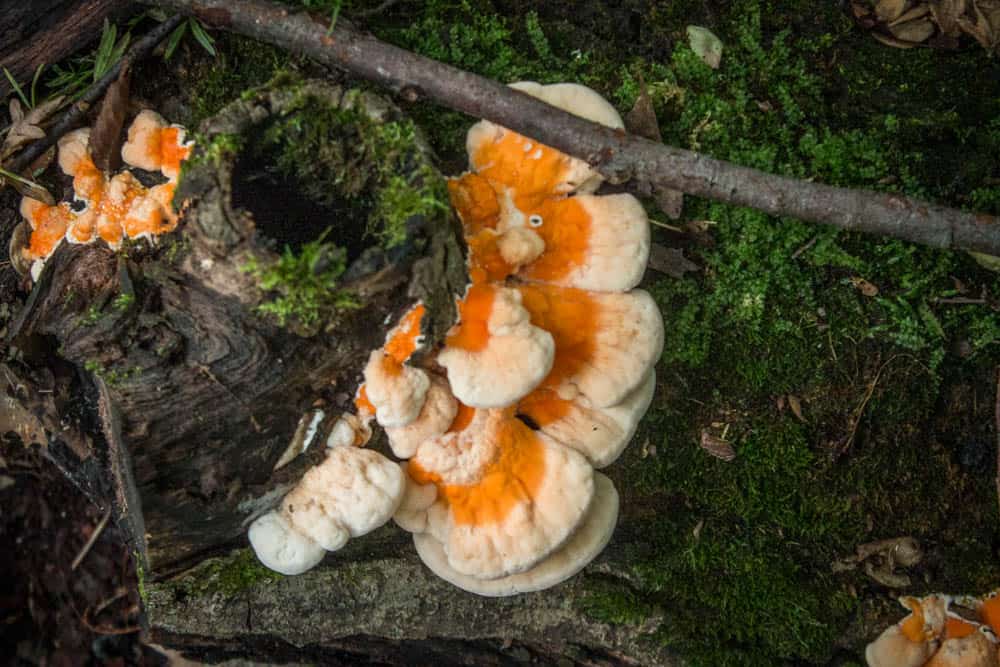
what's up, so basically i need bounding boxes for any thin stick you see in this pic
[71,508,111,571]
[140,0,1000,256]
[6,15,184,175]
[995,366,999,520]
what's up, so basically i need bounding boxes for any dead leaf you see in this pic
[864,560,912,588]
[850,276,880,296]
[931,0,967,35]
[624,75,662,142]
[700,430,736,461]
[1,95,64,160]
[648,244,699,278]
[0,393,48,446]
[889,3,930,25]
[875,0,910,21]
[89,65,131,173]
[686,25,723,69]
[872,31,922,47]
[888,17,936,41]
[692,519,704,540]
[8,221,31,276]
[787,394,806,422]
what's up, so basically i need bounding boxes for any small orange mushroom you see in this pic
[121,109,193,180]
[19,197,73,261]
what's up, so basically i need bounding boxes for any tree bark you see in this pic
[0,0,128,100]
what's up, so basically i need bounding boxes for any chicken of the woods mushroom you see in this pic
[248,82,663,596]
[866,591,1000,667]
[16,111,192,281]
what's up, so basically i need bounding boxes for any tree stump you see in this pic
[5,79,678,665]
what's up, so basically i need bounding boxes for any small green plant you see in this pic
[3,64,45,109]
[241,228,357,328]
[79,304,104,326]
[48,19,131,100]
[162,16,217,60]
[112,293,135,311]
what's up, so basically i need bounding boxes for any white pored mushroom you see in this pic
[516,284,664,408]
[281,444,405,548]
[401,407,594,580]
[384,375,458,459]
[247,511,325,576]
[866,595,950,667]
[518,370,656,468]
[412,472,618,596]
[437,284,555,408]
[362,349,431,428]
[250,435,405,575]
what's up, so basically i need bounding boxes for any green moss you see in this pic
[367,0,997,663]
[252,94,449,249]
[182,132,244,172]
[170,549,280,598]
[184,34,292,126]
[135,552,148,605]
[241,228,358,329]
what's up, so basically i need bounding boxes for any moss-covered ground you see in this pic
[357,0,999,664]
[25,1,1000,664]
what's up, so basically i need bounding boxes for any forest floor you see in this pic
[1,0,999,665]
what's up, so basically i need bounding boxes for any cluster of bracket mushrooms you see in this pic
[867,591,1000,666]
[16,110,192,279]
[249,82,663,596]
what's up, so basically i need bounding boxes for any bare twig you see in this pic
[71,508,111,571]
[5,14,184,176]
[931,297,989,305]
[995,366,999,519]
[141,0,1000,255]
[355,0,404,18]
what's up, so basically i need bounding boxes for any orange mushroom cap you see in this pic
[19,197,73,260]
[121,109,192,180]
[403,407,595,579]
[437,284,555,408]
[516,283,663,408]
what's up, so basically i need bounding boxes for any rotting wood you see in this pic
[139,0,1000,256]
[0,0,127,100]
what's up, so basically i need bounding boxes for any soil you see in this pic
[0,437,158,665]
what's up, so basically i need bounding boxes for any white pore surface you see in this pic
[438,287,554,408]
[363,350,431,428]
[538,370,656,469]
[248,511,325,576]
[281,446,406,549]
[413,473,619,596]
[555,289,664,408]
[385,376,458,459]
[411,411,595,579]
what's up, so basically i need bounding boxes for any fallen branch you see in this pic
[5,14,183,176]
[139,0,1000,256]
[995,366,999,519]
